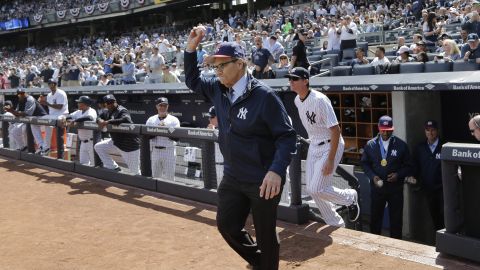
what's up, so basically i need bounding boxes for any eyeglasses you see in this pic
[288,77,300,81]
[212,59,238,72]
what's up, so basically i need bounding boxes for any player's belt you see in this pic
[318,139,331,146]
[154,146,166,149]
[81,139,93,143]
[215,162,224,165]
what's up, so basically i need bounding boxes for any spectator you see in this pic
[462,11,480,36]
[145,46,165,84]
[394,46,413,63]
[161,65,181,83]
[327,21,341,51]
[103,51,113,74]
[39,62,54,88]
[340,15,358,55]
[351,47,370,66]
[98,74,110,86]
[436,39,461,61]
[196,44,207,65]
[371,46,391,73]
[423,12,441,49]
[122,54,136,84]
[0,71,6,89]
[266,36,285,62]
[290,29,310,71]
[252,36,275,79]
[66,57,83,87]
[416,51,429,63]
[361,115,412,239]
[111,53,123,75]
[174,46,184,69]
[463,33,480,63]
[234,33,247,49]
[275,54,290,69]
[8,69,20,89]
[410,34,424,53]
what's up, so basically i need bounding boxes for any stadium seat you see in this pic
[427,53,437,61]
[331,66,352,76]
[357,42,369,55]
[452,60,479,71]
[352,64,375,75]
[308,55,322,62]
[386,56,397,62]
[385,50,397,56]
[424,62,452,73]
[178,74,185,82]
[322,54,339,68]
[399,62,425,73]
[342,48,355,62]
[275,69,289,79]
[326,49,340,55]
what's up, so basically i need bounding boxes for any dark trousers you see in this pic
[339,39,357,61]
[216,175,282,270]
[370,186,404,239]
[425,188,445,231]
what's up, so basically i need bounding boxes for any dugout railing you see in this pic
[0,115,313,224]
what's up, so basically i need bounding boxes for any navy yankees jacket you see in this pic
[184,51,297,184]
[360,135,412,190]
[102,105,140,152]
[412,140,443,191]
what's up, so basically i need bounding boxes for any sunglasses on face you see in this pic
[106,100,115,104]
[288,77,300,81]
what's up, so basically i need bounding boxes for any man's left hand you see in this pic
[259,171,282,200]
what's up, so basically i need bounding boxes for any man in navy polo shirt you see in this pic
[361,115,412,239]
[411,120,444,232]
[252,35,275,79]
[184,27,296,270]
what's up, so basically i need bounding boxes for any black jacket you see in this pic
[184,51,297,184]
[413,139,442,191]
[103,105,139,152]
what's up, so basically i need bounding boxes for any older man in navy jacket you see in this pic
[184,27,296,270]
[361,115,412,239]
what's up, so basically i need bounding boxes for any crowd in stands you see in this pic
[0,0,109,21]
[1,0,480,89]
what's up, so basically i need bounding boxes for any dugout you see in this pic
[1,71,480,244]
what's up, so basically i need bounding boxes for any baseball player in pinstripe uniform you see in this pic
[94,94,141,175]
[286,67,359,227]
[66,96,97,166]
[145,97,180,180]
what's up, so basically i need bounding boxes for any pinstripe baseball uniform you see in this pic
[68,108,97,166]
[146,114,180,180]
[295,89,356,227]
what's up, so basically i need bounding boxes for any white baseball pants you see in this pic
[9,123,26,149]
[79,140,95,166]
[151,147,176,180]
[305,140,356,227]
[94,139,141,175]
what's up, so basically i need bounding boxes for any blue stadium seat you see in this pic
[399,62,425,73]
[331,66,352,76]
[352,64,375,75]
[274,69,289,79]
[326,49,340,55]
[385,50,397,56]
[178,74,185,82]
[357,42,369,55]
[308,55,322,62]
[322,54,339,69]
[424,62,452,72]
[342,48,355,61]
[452,60,479,71]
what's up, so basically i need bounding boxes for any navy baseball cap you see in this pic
[47,78,57,85]
[210,42,246,60]
[16,88,26,94]
[424,120,438,129]
[103,94,116,102]
[207,106,216,118]
[468,33,479,42]
[378,115,394,131]
[155,97,169,105]
[75,96,92,105]
[284,67,310,80]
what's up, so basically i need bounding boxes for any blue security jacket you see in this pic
[413,140,442,191]
[360,135,412,189]
[184,51,297,184]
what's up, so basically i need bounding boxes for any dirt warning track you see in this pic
[0,158,475,270]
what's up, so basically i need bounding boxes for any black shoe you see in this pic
[35,147,43,155]
[113,166,121,172]
[40,148,51,156]
[19,146,28,152]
